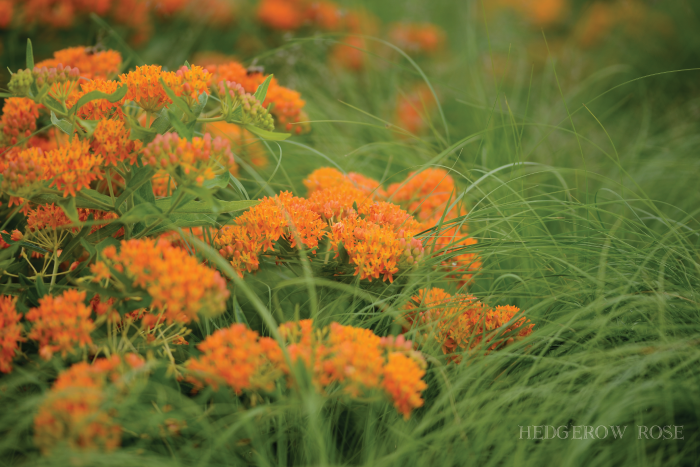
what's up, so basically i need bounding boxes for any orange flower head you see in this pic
[388,22,445,55]
[36,46,122,80]
[308,184,371,220]
[120,65,180,112]
[0,0,13,29]
[184,323,282,393]
[257,0,305,30]
[304,167,385,198]
[91,119,141,166]
[305,1,343,31]
[174,64,211,106]
[143,132,237,185]
[91,238,230,324]
[388,168,457,222]
[1,147,45,196]
[331,36,367,71]
[26,289,94,360]
[0,295,24,373]
[382,352,427,419]
[26,203,77,233]
[204,121,268,168]
[264,80,307,133]
[1,98,40,146]
[33,353,145,454]
[39,137,103,197]
[206,61,264,93]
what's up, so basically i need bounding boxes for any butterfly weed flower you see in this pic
[38,137,103,197]
[142,132,238,185]
[35,46,123,80]
[184,323,282,394]
[91,238,230,324]
[174,64,211,106]
[388,22,446,55]
[33,353,145,454]
[382,352,427,419]
[90,119,141,167]
[0,97,40,146]
[119,64,180,113]
[304,167,386,198]
[26,289,95,360]
[308,184,372,221]
[257,0,306,30]
[0,295,24,374]
[32,64,81,103]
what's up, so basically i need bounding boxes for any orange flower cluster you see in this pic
[486,0,568,28]
[257,0,366,32]
[184,323,281,394]
[26,289,95,360]
[91,238,230,324]
[173,64,211,105]
[34,137,103,197]
[204,121,268,168]
[0,97,40,146]
[388,23,446,55]
[206,60,309,133]
[403,288,534,361]
[0,295,24,373]
[119,64,182,113]
[185,319,427,418]
[35,46,122,80]
[90,119,141,166]
[33,353,145,454]
[393,83,438,135]
[213,191,326,277]
[142,132,238,185]
[387,168,480,285]
[304,167,386,198]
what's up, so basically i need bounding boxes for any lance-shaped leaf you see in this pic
[244,124,291,141]
[69,84,127,117]
[154,198,258,214]
[254,74,273,104]
[31,189,113,211]
[115,165,156,211]
[50,111,73,135]
[26,39,34,70]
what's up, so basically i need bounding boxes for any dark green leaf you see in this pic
[244,124,291,141]
[26,39,34,70]
[69,85,127,117]
[85,222,124,244]
[125,115,157,144]
[159,77,194,120]
[118,202,163,224]
[57,196,79,223]
[150,109,171,134]
[167,108,194,140]
[254,74,273,104]
[31,189,112,210]
[115,166,155,211]
[61,224,91,260]
[190,92,209,117]
[50,111,74,135]
[35,275,48,299]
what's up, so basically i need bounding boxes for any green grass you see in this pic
[1,0,700,465]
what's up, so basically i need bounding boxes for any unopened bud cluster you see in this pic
[33,63,80,88]
[217,80,275,131]
[398,237,425,267]
[8,69,34,97]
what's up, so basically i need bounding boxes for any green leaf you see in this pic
[154,198,258,214]
[159,77,194,120]
[228,172,249,200]
[125,115,157,144]
[57,196,79,223]
[35,275,48,299]
[150,108,171,134]
[190,92,209,117]
[85,222,124,243]
[18,241,49,255]
[80,238,97,258]
[50,111,73,135]
[254,74,273,104]
[118,202,163,224]
[61,224,92,260]
[26,39,34,70]
[202,172,229,190]
[244,124,291,141]
[69,85,127,117]
[145,213,219,236]
[44,96,66,115]
[167,108,194,140]
[0,92,13,98]
[77,119,101,137]
[115,166,155,211]
[30,189,112,210]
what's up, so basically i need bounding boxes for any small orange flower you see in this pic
[173,64,211,105]
[91,238,230,324]
[387,168,457,222]
[90,119,141,166]
[26,289,95,360]
[0,97,40,146]
[304,167,386,198]
[0,295,24,373]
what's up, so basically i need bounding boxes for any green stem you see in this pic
[49,251,60,291]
